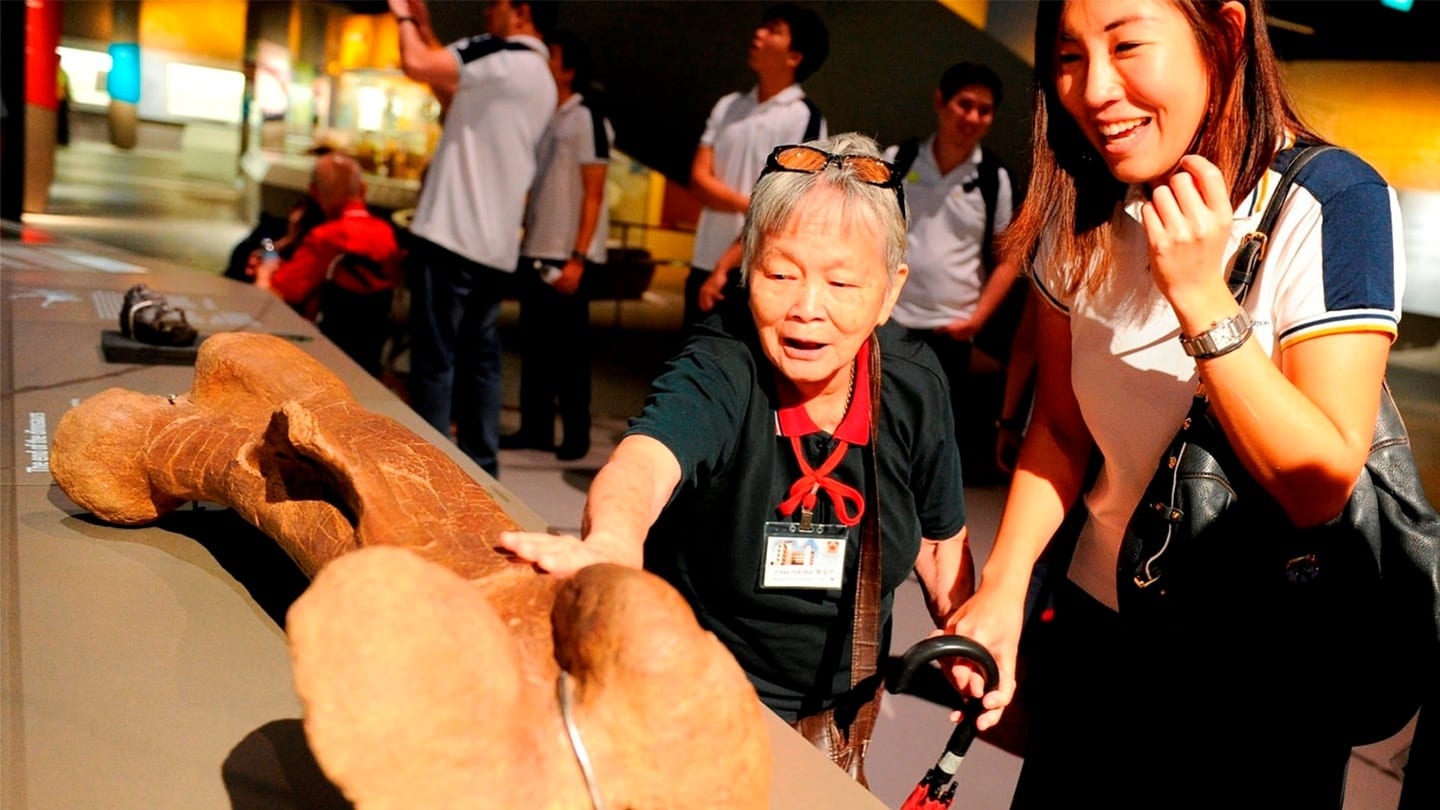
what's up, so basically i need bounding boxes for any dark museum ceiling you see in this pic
[335,1,1440,64]
[1263,0,1439,62]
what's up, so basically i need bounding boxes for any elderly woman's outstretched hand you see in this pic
[499,529,640,578]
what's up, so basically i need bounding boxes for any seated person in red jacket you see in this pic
[252,153,403,377]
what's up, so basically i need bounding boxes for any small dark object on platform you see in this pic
[101,330,202,365]
[120,283,198,347]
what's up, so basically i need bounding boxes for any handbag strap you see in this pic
[850,331,884,687]
[1189,144,1334,404]
[1226,144,1335,305]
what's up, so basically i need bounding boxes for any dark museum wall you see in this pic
[420,1,1037,190]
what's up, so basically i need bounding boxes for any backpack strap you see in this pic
[890,140,1009,277]
[582,98,610,160]
[801,97,823,142]
[977,145,1005,278]
[891,136,921,180]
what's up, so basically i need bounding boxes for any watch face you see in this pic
[1183,311,1252,358]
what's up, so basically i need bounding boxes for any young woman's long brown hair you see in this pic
[1000,0,1323,296]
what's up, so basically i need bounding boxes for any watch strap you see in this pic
[1180,310,1254,359]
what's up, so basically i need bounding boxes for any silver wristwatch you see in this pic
[1179,310,1254,359]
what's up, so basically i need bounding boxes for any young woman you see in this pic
[947,0,1406,805]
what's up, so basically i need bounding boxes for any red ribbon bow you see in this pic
[777,435,864,527]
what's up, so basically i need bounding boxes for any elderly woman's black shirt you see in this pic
[630,311,967,721]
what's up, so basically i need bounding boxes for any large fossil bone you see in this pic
[51,332,770,809]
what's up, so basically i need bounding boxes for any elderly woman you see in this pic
[501,132,974,782]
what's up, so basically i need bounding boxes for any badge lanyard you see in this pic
[761,434,866,590]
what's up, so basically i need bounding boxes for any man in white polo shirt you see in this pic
[887,62,1023,485]
[502,30,613,462]
[390,0,557,478]
[684,2,828,328]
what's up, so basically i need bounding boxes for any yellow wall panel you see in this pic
[330,13,401,73]
[139,0,246,62]
[1283,61,1440,191]
[937,0,988,30]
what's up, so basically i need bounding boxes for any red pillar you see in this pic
[23,0,62,212]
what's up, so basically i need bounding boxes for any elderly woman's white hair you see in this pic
[740,132,908,287]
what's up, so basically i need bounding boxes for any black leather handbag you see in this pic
[1116,146,1440,745]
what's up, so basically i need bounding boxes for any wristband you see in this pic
[570,250,587,263]
[996,417,1026,432]
[396,16,417,24]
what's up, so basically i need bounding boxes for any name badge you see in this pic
[761,521,848,590]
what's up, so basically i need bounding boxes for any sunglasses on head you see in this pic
[761,144,908,219]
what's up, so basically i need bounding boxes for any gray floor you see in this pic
[25,138,1436,809]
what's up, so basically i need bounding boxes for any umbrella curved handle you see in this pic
[889,635,1002,803]
[887,634,999,695]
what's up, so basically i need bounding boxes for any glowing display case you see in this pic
[320,68,440,181]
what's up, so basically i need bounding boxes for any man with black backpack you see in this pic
[887,61,1024,485]
[686,3,828,328]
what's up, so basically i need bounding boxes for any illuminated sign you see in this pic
[107,43,141,104]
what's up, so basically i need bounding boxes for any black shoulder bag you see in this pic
[1116,146,1440,746]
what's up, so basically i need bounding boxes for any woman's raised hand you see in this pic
[1140,154,1235,305]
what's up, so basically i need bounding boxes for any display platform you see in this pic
[0,222,885,809]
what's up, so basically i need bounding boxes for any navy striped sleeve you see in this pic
[453,34,535,64]
[1294,148,1397,313]
[1269,146,1401,348]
